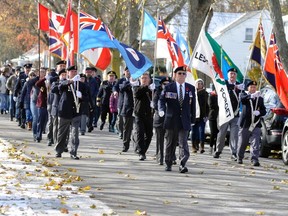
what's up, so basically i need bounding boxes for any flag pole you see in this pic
[77,0,81,72]
[138,1,145,51]
[152,8,159,84]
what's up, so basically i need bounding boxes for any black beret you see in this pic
[67,65,77,71]
[80,73,86,78]
[227,68,238,73]
[160,77,172,84]
[85,67,97,72]
[107,70,117,77]
[23,63,32,68]
[15,66,22,71]
[56,60,67,65]
[58,68,67,76]
[246,80,257,88]
[174,66,188,73]
[124,66,129,71]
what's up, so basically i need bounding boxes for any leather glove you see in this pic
[236,83,245,91]
[13,96,17,102]
[251,91,261,99]
[76,90,82,98]
[149,83,155,91]
[253,110,260,116]
[159,111,165,117]
[72,74,81,82]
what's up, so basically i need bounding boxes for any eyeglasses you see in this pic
[177,72,186,75]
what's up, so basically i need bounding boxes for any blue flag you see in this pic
[142,10,156,41]
[113,40,153,78]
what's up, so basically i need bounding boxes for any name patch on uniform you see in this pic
[165,92,177,99]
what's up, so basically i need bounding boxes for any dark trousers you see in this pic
[134,116,153,156]
[165,128,189,167]
[209,119,219,150]
[36,107,48,141]
[155,127,165,163]
[122,116,134,150]
[100,105,112,125]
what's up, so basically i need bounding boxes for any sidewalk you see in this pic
[0,134,116,215]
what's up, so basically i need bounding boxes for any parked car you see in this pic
[281,119,288,165]
[259,86,288,158]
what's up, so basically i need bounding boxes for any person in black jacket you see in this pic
[132,72,154,161]
[55,65,88,159]
[97,70,117,132]
[153,77,172,165]
[191,79,209,154]
[208,85,219,154]
[237,81,266,166]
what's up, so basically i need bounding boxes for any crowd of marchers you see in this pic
[0,62,266,173]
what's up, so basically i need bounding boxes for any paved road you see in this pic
[1,114,288,216]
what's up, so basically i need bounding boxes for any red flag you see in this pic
[38,3,49,31]
[264,32,288,109]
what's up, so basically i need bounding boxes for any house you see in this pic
[211,10,272,75]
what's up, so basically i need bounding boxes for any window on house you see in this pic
[245,28,253,41]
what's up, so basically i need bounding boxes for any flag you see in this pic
[79,11,112,70]
[62,0,78,65]
[175,29,190,65]
[189,28,234,126]
[78,11,152,78]
[142,10,156,41]
[38,3,49,31]
[157,17,185,68]
[250,20,267,67]
[49,19,67,60]
[205,32,243,82]
[264,33,288,109]
[81,48,111,71]
[263,33,277,89]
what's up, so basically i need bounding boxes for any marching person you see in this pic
[113,67,134,152]
[153,76,172,165]
[159,66,196,173]
[191,78,209,153]
[132,72,154,161]
[55,65,88,159]
[237,81,266,166]
[213,68,244,160]
[97,70,117,132]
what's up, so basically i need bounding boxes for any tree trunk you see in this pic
[268,0,288,75]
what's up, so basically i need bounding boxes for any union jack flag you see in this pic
[79,11,114,40]
[49,12,67,60]
[157,17,184,68]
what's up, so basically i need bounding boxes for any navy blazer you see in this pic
[159,82,196,130]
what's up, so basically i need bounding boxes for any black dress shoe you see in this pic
[88,127,93,132]
[237,159,243,164]
[252,160,260,166]
[165,166,172,171]
[231,153,237,161]
[179,166,188,173]
[139,154,146,161]
[70,155,80,160]
[122,148,128,152]
[99,123,104,130]
[172,160,177,165]
[213,152,220,158]
[64,148,69,152]
[55,153,62,158]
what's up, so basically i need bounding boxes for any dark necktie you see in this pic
[179,84,183,106]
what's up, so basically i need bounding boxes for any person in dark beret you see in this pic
[237,81,266,166]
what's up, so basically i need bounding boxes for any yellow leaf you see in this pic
[99,159,105,163]
[135,210,147,215]
[163,200,171,205]
[255,211,265,215]
[98,149,104,154]
[273,185,280,190]
[90,204,97,209]
[68,168,77,172]
[80,186,91,191]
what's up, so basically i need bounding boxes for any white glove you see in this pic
[149,83,155,90]
[130,78,139,86]
[13,96,17,102]
[159,111,165,117]
[76,90,82,98]
[72,74,81,82]
[236,83,245,90]
[253,110,260,116]
[150,101,154,109]
[251,91,261,99]
[45,75,49,80]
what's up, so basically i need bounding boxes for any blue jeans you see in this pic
[36,107,48,141]
[30,100,38,136]
[0,93,7,111]
[192,119,206,143]
[9,95,15,118]
[25,108,33,122]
